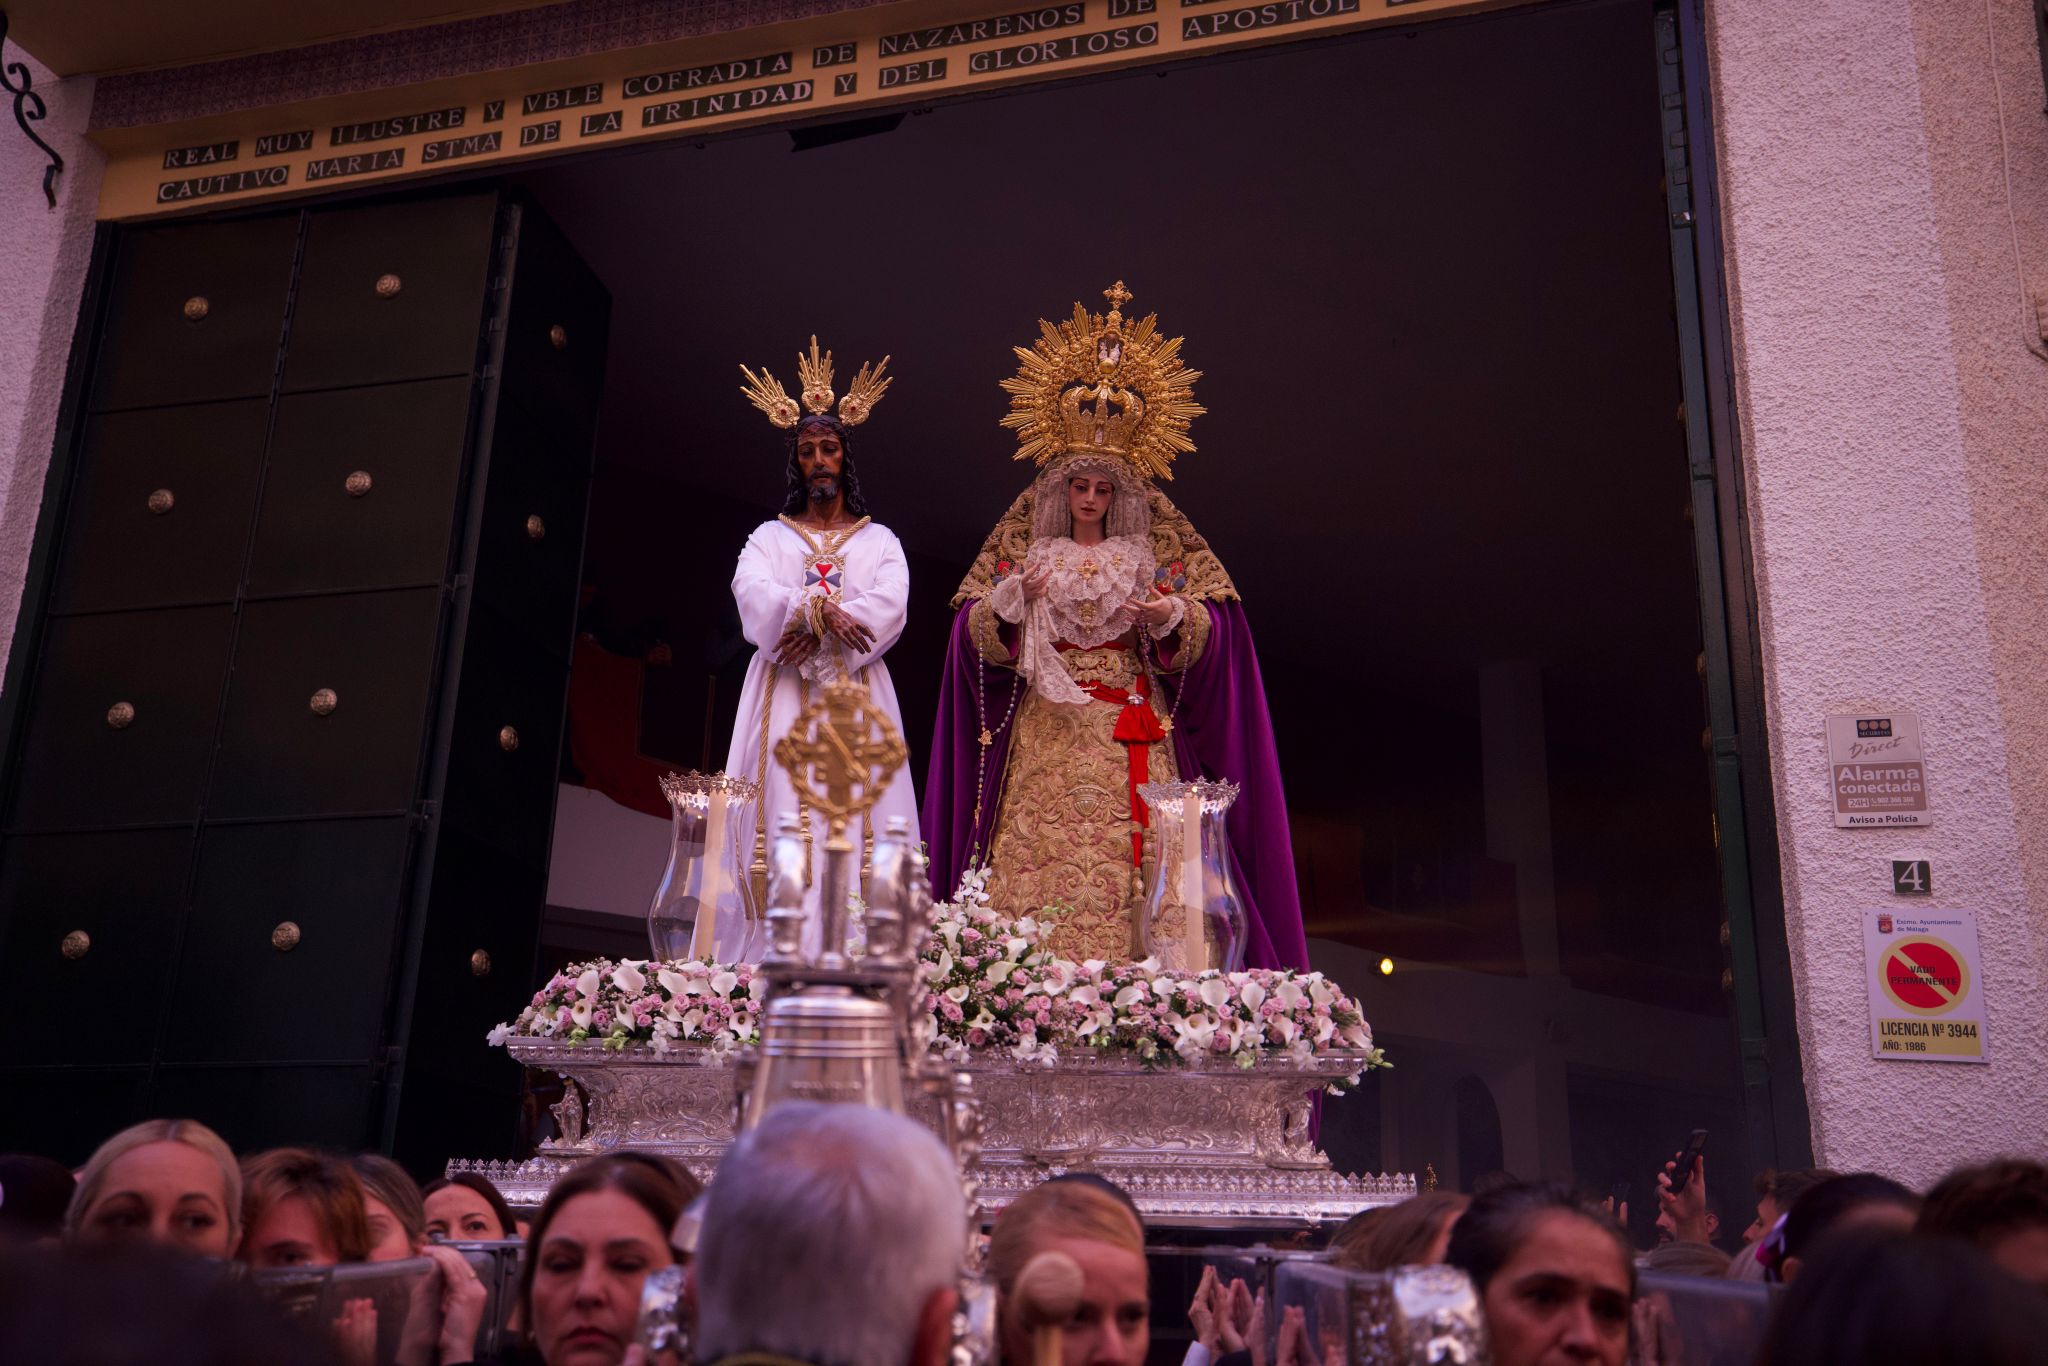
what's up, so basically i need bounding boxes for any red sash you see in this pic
[1059,643,1165,868]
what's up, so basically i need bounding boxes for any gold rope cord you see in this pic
[750,661,779,917]
[797,675,814,887]
[950,484,1238,607]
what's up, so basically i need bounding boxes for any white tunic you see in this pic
[724,518,921,933]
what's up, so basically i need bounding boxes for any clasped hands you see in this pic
[1016,563,1177,630]
[1189,1265,1268,1366]
[776,600,875,667]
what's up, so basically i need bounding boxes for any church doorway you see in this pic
[0,0,1804,1222]
[508,0,1802,1236]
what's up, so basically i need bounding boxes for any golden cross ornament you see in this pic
[774,681,909,837]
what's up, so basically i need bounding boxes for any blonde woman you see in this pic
[65,1117,240,1258]
[989,1176,1152,1366]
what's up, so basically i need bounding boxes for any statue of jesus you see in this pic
[922,285,1309,972]
[730,339,918,937]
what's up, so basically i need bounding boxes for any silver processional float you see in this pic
[644,681,1484,1366]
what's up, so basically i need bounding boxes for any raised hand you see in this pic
[1219,1276,1256,1354]
[1657,1153,1711,1243]
[1275,1304,1320,1366]
[1189,1265,1223,1353]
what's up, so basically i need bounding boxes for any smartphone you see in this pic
[1668,1128,1708,1195]
[1609,1179,1631,1208]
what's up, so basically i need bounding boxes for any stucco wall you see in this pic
[1707,0,2048,1183]
[1906,0,2048,1072]
[0,52,103,684]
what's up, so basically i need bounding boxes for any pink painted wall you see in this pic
[0,52,102,683]
[1707,0,2048,1182]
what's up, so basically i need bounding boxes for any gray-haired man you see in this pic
[694,1102,966,1366]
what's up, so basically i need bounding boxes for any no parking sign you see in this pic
[1864,910,1989,1063]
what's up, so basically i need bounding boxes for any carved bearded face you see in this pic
[795,424,845,503]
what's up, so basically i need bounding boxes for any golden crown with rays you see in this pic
[1000,281,1204,481]
[739,336,894,430]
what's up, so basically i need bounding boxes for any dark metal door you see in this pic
[0,187,609,1171]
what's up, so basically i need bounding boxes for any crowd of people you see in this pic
[3,1109,2047,1366]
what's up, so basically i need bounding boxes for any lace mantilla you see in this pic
[1034,534,1151,648]
[993,535,1153,706]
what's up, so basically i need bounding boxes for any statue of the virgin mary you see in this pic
[921,283,1309,972]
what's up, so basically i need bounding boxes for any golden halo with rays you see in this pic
[998,281,1203,481]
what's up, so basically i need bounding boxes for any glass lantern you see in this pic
[1137,779,1246,973]
[648,771,760,963]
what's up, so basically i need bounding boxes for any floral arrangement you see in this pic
[487,959,765,1057]
[925,867,1385,1089]
[489,867,1388,1090]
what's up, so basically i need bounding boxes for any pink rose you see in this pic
[967,1028,988,1047]
[943,1002,965,1022]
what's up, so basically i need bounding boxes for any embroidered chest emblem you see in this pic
[805,561,842,595]
[1077,559,1100,582]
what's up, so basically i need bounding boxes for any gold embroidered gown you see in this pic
[970,533,1208,961]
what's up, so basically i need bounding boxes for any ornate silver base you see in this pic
[453,1041,1414,1225]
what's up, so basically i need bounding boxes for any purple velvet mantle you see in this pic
[920,600,1310,973]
